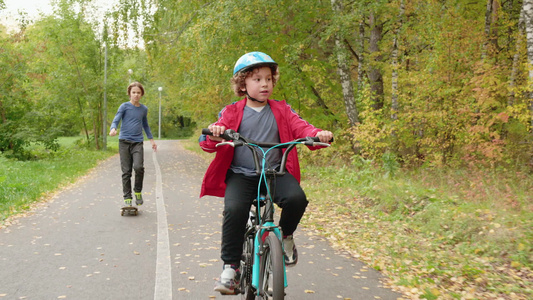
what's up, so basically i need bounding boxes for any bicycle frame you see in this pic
[251,176,287,291]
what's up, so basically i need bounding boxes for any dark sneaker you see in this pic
[135,192,143,205]
[214,264,240,295]
[124,198,132,206]
[283,235,298,266]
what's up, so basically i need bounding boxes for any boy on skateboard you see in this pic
[110,82,157,211]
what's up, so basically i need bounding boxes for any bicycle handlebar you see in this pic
[202,128,331,176]
[201,128,332,148]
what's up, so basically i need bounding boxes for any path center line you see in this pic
[152,150,172,300]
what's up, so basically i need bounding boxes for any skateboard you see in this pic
[121,206,138,216]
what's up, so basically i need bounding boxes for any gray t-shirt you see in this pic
[231,104,281,176]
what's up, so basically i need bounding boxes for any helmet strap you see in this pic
[245,91,265,103]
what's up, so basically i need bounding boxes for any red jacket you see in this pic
[199,98,323,198]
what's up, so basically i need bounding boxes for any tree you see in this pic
[330,0,359,126]
[522,0,533,164]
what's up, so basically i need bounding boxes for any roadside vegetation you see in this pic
[299,150,532,300]
[0,137,117,224]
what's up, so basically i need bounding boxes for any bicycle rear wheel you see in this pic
[258,233,284,300]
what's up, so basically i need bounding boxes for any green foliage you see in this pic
[3,0,531,166]
[0,137,116,222]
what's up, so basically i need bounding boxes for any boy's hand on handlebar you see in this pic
[208,125,226,142]
[315,130,333,143]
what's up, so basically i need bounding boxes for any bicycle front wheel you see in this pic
[258,233,285,300]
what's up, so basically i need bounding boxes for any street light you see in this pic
[128,69,133,84]
[158,87,162,140]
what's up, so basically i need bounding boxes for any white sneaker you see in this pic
[214,264,239,294]
[283,235,298,266]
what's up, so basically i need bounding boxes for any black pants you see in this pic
[119,140,145,200]
[221,170,308,265]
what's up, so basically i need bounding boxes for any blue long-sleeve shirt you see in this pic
[110,102,153,142]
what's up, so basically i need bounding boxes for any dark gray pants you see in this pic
[221,170,308,265]
[119,140,144,200]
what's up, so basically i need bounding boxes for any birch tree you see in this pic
[331,0,359,126]
[523,0,533,135]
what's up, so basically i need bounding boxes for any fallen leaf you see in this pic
[305,290,315,294]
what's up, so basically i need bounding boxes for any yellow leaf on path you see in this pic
[305,290,315,294]
[430,288,441,296]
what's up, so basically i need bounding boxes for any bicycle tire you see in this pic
[258,233,284,300]
[241,234,255,300]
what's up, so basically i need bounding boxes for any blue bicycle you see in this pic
[203,129,331,300]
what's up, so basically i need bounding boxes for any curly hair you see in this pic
[230,64,279,97]
[127,82,145,96]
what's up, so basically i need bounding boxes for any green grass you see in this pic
[300,159,532,299]
[0,137,118,222]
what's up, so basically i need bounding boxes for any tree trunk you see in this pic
[391,0,405,121]
[483,0,500,57]
[522,0,533,167]
[368,12,384,111]
[77,96,90,143]
[509,7,525,106]
[358,21,365,89]
[331,0,359,126]
[0,99,6,124]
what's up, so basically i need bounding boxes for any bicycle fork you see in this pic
[252,223,288,289]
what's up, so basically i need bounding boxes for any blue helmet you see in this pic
[233,51,277,75]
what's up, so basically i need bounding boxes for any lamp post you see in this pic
[128,69,133,84]
[158,87,162,140]
[103,43,108,150]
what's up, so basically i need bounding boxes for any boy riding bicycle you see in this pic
[198,52,333,294]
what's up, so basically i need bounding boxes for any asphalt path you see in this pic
[0,140,404,300]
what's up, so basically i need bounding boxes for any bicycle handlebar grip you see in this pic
[201,128,238,141]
